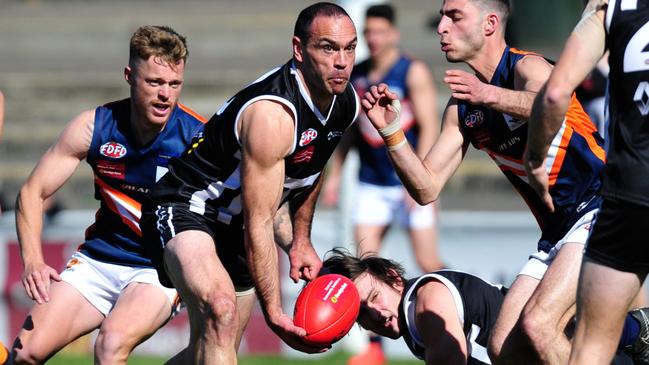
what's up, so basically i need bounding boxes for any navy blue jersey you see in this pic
[603,0,649,206]
[457,47,605,252]
[399,270,506,365]
[351,55,419,186]
[82,98,205,267]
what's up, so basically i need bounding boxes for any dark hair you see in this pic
[474,0,510,19]
[294,2,351,44]
[321,248,406,288]
[366,4,396,25]
[129,25,188,68]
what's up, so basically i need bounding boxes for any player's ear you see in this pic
[484,13,499,36]
[293,36,305,63]
[124,66,133,85]
[387,268,404,289]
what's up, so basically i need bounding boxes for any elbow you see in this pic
[543,84,572,109]
[412,188,439,206]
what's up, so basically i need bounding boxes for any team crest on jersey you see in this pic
[299,128,318,147]
[464,110,485,128]
[100,142,127,159]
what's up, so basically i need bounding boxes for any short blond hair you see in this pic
[129,25,188,68]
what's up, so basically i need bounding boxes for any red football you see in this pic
[294,274,361,346]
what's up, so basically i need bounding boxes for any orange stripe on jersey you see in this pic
[487,150,524,165]
[565,95,606,162]
[178,103,207,123]
[499,163,527,177]
[509,48,542,57]
[94,177,143,236]
[95,177,141,211]
[549,127,573,186]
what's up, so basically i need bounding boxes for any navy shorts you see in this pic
[141,202,253,289]
[585,198,649,273]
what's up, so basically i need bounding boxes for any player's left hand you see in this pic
[268,311,330,354]
[444,70,492,105]
[524,151,555,212]
[288,239,322,283]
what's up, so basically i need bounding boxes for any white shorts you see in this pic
[353,183,436,229]
[518,208,598,280]
[60,251,180,317]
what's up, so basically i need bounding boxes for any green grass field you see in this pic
[47,351,422,365]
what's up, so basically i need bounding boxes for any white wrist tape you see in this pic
[378,99,402,137]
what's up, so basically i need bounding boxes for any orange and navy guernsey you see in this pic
[457,47,606,253]
[81,98,206,267]
[351,55,420,186]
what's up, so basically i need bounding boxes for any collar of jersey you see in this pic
[290,61,337,126]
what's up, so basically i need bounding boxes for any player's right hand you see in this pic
[268,311,330,354]
[22,262,61,304]
[362,83,400,131]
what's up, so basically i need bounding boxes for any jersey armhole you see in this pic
[86,106,104,164]
[233,95,298,154]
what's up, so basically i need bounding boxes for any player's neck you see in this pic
[465,40,507,83]
[130,113,166,147]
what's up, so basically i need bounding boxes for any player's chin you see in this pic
[374,326,400,339]
[328,80,349,94]
[444,52,464,63]
[383,329,401,339]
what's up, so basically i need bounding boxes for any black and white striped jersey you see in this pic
[149,60,359,226]
[602,0,649,206]
[398,270,507,365]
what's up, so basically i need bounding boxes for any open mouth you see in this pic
[383,315,393,328]
[152,103,170,115]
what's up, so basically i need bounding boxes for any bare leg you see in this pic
[488,274,540,365]
[354,224,388,256]
[569,258,644,365]
[235,291,256,351]
[11,281,104,364]
[163,230,238,365]
[408,225,443,272]
[94,282,173,365]
[518,243,583,365]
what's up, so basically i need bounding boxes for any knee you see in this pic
[12,344,45,365]
[200,294,238,336]
[94,329,133,363]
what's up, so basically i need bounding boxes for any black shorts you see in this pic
[141,202,253,289]
[585,198,649,273]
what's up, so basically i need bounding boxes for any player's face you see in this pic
[437,0,486,63]
[364,17,398,59]
[354,272,403,339]
[127,56,185,127]
[296,15,357,98]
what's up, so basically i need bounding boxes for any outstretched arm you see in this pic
[443,53,553,121]
[239,100,325,353]
[525,0,608,212]
[16,109,94,303]
[362,84,467,205]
